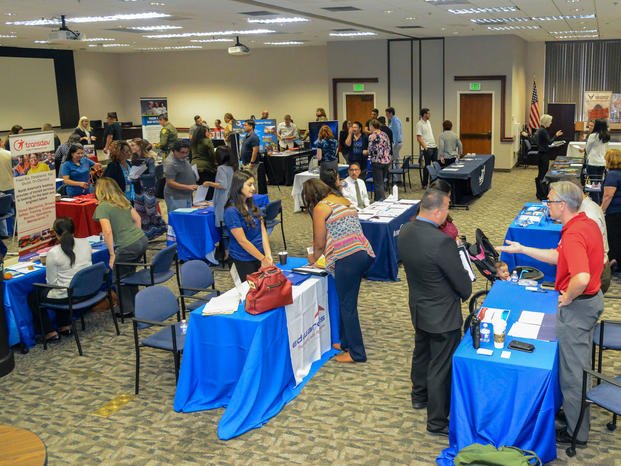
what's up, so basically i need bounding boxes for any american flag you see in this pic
[528,80,541,132]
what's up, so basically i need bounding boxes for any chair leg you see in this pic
[80,312,86,331]
[608,414,617,431]
[108,293,120,336]
[40,308,48,351]
[280,220,287,251]
[591,343,596,370]
[71,319,83,356]
[174,352,181,383]
[135,346,140,395]
[116,273,125,324]
[597,346,604,385]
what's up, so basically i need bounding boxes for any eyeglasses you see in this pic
[543,199,564,204]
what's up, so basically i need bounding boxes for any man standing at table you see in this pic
[164,140,197,212]
[497,181,604,448]
[241,120,260,177]
[386,107,402,182]
[342,162,370,210]
[417,108,437,188]
[398,188,472,436]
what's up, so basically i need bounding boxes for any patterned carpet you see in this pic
[1,165,621,465]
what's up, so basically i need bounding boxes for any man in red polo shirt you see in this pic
[497,181,604,448]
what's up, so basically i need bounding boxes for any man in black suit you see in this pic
[398,188,472,436]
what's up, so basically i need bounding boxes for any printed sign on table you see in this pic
[583,91,612,121]
[9,131,56,255]
[140,97,168,143]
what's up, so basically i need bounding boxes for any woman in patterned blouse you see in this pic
[368,120,392,202]
[302,178,375,363]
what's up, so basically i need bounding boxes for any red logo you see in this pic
[13,139,24,151]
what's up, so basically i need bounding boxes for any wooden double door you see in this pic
[460,93,492,154]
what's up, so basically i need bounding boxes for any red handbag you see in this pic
[245,265,293,315]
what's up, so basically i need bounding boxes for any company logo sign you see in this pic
[292,305,327,349]
[9,132,55,156]
[479,166,486,186]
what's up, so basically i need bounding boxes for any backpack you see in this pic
[454,443,542,466]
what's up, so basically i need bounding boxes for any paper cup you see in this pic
[493,320,507,349]
[279,251,288,265]
[39,253,47,266]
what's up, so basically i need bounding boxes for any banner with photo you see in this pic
[9,131,56,255]
[583,91,612,121]
[140,97,168,143]
[611,94,621,123]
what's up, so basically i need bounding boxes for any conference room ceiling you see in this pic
[0,0,617,52]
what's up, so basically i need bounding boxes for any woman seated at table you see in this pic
[302,178,375,363]
[104,140,134,203]
[27,217,92,344]
[60,144,101,197]
[93,177,148,317]
[223,170,273,281]
[128,138,166,239]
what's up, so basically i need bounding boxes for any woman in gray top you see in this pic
[205,146,239,226]
[438,120,463,166]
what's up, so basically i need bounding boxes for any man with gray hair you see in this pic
[398,188,472,436]
[497,180,604,448]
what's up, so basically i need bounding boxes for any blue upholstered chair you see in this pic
[264,200,286,250]
[178,260,219,318]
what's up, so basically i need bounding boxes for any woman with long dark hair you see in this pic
[104,140,134,202]
[27,217,93,344]
[317,124,339,172]
[223,170,272,280]
[338,120,352,163]
[302,178,375,363]
[585,118,610,182]
[60,144,101,197]
[208,146,239,228]
[190,125,217,196]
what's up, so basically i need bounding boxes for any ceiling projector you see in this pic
[48,14,84,43]
[228,36,250,56]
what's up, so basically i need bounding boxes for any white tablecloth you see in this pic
[567,141,621,158]
[291,165,348,212]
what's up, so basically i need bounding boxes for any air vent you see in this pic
[331,28,357,32]
[426,0,472,4]
[322,6,361,12]
[241,11,274,16]
[396,25,423,29]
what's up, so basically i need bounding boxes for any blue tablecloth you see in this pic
[438,281,561,465]
[500,203,562,282]
[360,202,419,281]
[174,257,340,440]
[3,247,110,348]
[168,194,269,262]
[438,155,495,205]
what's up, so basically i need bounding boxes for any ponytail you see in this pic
[53,217,76,266]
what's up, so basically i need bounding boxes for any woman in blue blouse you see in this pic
[103,140,134,202]
[60,144,100,197]
[223,170,273,280]
[316,125,339,173]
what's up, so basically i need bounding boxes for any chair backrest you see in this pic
[180,260,214,296]
[264,200,282,222]
[523,138,532,151]
[427,162,440,181]
[69,262,107,299]
[151,244,177,274]
[135,285,179,325]
[0,194,11,216]
[402,156,412,169]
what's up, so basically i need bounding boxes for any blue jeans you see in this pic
[0,189,15,237]
[165,195,192,214]
[334,251,374,362]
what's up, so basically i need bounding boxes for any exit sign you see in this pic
[469,82,481,91]
[353,83,365,92]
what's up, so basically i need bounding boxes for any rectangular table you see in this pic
[438,154,495,207]
[360,201,419,281]
[264,149,315,186]
[55,194,101,238]
[438,281,561,465]
[567,141,621,158]
[3,246,109,349]
[291,165,349,212]
[500,203,562,282]
[167,194,269,262]
[545,156,584,183]
[173,257,339,440]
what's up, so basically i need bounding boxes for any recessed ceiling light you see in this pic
[405,17,416,21]
[384,10,393,14]
[264,41,304,45]
[471,13,595,24]
[34,40,49,44]
[449,7,518,14]
[0,34,16,38]
[556,34,598,39]
[127,25,182,31]
[139,45,203,51]
[4,13,14,16]
[7,12,170,26]
[487,25,540,30]
[329,31,376,37]
[247,16,309,24]
[190,38,235,43]
[533,14,595,21]
[149,2,166,5]
[551,29,597,34]
[144,29,274,39]
[83,37,115,42]
[89,43,131,47]
[471,17,529,24]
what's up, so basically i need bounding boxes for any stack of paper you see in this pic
[201,284,248,315]
[507,310,557,341]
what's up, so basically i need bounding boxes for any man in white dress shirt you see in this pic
[342,162,370,210]
[417,107,438,188]
[277,114,299,150]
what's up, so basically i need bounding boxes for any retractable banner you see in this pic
[583,91,612,121]
[9,131,56,255]
[140,97,168,143]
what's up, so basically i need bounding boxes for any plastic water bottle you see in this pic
[392,184,398,201]
[480,322,491,344]
[180,319,188,334]
[511,270,519,283]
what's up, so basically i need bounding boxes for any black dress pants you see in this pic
[232,258,261,281]
[411,327,461,430]
[537,152,549,181]
[606,212,621,264]
[28,289,71,336]
[422,148,438,187]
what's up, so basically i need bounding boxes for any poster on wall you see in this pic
[9,131,57,255]
[140,97,168,143]
[583,91,612,121]
[610,94,621,123]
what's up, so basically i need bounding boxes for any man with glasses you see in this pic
[497,181,604,448]
[342,162,370,210]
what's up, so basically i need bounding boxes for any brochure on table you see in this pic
[140,97,168,143]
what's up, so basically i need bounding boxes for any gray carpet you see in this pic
[1,166,620,465]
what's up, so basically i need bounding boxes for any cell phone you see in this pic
[508,340,535,353]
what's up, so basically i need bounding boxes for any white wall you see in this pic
[525,42,546,114]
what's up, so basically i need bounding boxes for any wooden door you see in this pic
[346,94,375,126]
[459,93,493,154]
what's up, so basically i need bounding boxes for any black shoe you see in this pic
[427,426,449,436]
[60,329,73,337]
[556,428,587,448]
[412,401,427,410]
[555,410,567,431]
[44,334,61,344]
[0,235,9,240]
[115,311,134,318]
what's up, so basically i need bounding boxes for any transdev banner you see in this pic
[140,97,168,143]
[9,131,56,255]
[583,91,612,121]
[285,276,331,385]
